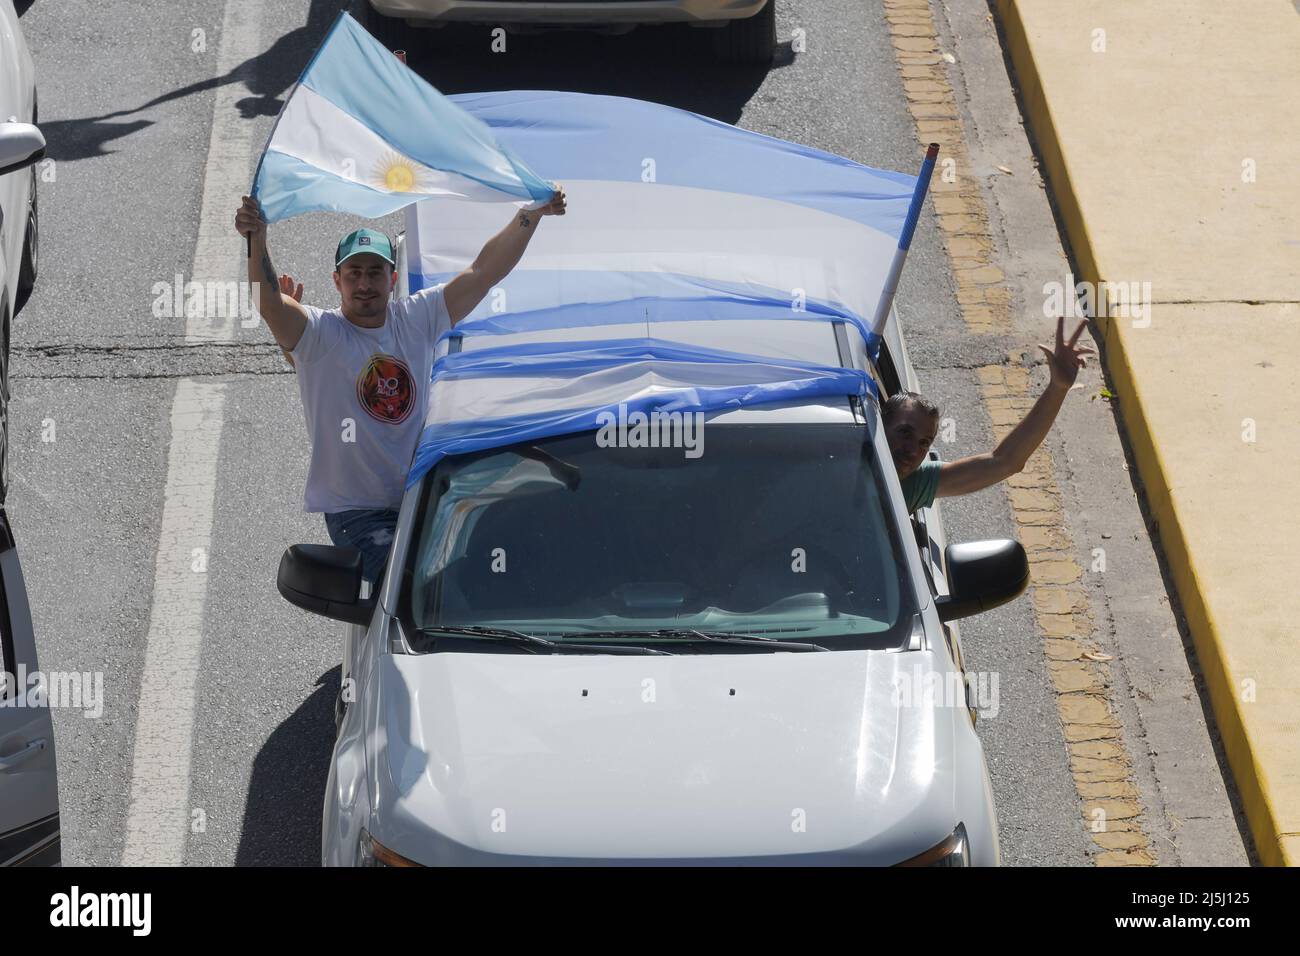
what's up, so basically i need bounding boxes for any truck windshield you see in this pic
[397,424,917,652]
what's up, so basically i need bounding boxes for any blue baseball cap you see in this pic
[335,228,396,269]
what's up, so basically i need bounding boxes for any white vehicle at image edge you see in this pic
[0,0,59,868]
[362,0,777,64]
[279,304,1027,867]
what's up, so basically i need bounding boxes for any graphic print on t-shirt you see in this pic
[356,353,416,424]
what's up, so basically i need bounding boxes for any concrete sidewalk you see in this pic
[992,0,1300,865]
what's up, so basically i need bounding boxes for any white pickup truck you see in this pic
[283,304,1027,867]
[276,87,1028,867]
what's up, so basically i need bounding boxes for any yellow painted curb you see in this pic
[993,0,1293,866]
[884,0,1155,862]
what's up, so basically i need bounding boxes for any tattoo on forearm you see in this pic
[518,212,533,228]
[260,250,277,287]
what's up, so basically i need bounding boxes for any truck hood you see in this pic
[370,648,964,864]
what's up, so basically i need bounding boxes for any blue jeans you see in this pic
[324,508,399,587]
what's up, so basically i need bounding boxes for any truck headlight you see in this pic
[895,823,971,867]
[357,828,422,867]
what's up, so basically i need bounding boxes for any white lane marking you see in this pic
[187,0,266,344]
[121,382,226,865]
[123,0,264,865]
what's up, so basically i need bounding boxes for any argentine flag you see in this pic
[251,11,555,223]
[399,91,932,487]
[404,90,923,360]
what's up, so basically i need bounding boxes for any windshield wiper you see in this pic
[564,628,830,653]
[415,625,671,655]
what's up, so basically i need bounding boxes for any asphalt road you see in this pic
[6,0,1237,866]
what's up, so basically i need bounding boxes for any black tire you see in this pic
[712,0,776,65]
[14,172,37,316]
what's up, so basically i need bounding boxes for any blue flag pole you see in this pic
[868,142,939,355]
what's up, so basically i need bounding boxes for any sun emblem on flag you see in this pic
[372,150,421,192]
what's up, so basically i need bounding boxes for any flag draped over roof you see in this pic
[250,12,555,224]
[408,340,876,483]
[403,90,924,487]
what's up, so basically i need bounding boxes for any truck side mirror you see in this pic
[934,539,1029,622]
[278,544,376,626]
[0,122,45,176]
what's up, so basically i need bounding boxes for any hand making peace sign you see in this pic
[1039,316,1096,390]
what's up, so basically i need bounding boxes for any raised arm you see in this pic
[444,188,567,325]
[235,195,310,351]
[936,316,1094,498]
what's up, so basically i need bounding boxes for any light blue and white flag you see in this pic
[403,91,930,487]
[251,12,555,223]
[406,90,921,356]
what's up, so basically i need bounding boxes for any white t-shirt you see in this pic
[291,285,452,513]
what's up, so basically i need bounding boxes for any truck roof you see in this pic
[452,315,867,426]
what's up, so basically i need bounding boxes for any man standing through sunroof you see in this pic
[234,189,567,586]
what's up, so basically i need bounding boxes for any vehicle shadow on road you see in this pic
[410,23,790,124]
[234,666,340,866]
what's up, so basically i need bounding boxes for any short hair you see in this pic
[881,390,941,425]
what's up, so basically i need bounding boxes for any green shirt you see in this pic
[899,458,942,513]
